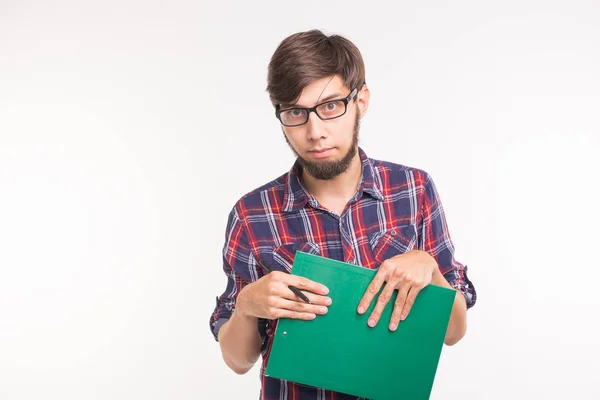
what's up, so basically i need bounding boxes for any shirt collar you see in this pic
[282,147,384,213]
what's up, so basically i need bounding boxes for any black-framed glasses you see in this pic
[275,88,358,127]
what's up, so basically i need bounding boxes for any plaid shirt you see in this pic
[210,147,476,400]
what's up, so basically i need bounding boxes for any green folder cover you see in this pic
[265,251,456,400]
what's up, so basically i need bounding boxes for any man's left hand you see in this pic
[357,250,437,331]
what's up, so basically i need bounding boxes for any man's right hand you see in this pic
[236,271,331,320]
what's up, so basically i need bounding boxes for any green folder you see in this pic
[265,251,456,400]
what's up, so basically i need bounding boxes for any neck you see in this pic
[300,151,363,203]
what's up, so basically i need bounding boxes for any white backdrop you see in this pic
[1,1,599,399]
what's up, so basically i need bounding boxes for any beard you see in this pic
[284,112,360,181]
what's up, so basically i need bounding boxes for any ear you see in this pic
[356,84,370,119]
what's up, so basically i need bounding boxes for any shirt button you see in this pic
[390,229,397,236]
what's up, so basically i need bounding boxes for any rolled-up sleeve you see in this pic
[419,173,477,309]
[209,206,267,343]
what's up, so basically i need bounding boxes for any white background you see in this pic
[1,1,599,399]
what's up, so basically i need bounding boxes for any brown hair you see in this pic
[266,30,366,107]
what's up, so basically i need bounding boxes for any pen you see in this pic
[259,260,311,304]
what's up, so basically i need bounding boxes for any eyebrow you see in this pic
[280,92,344,109]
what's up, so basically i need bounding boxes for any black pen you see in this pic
[259,260,311,304]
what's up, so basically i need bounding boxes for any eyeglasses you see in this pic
[275,88,358,127]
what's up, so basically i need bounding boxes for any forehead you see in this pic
[292,75,349,107]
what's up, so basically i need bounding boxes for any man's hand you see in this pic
[237,271,331,320]
[357,250,437,331]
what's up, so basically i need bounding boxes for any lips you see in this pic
[309,147,334,158]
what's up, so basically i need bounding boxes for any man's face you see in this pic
[281,75,369,180]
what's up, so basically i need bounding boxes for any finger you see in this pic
[389,277,412,331]
[277,272,329,295]
[271,309,317,320]
[270,298,328,320]
[299,291,333,306]
[401,281,424,320]
[279,298,329,315]
[275,282,332,306]
[367,276,401,328]
[357,264,390,315]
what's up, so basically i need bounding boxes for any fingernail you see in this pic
[320,307,328,314]
[322,287,329,294]
[389,323,397,331]
[325,298,332,305]
[401,314,406,320]
[357,306,365,314]
[368,318,376,327]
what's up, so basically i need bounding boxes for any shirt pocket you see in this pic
[368,224,417,267]
[266,241,321,273]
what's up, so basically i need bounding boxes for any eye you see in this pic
[324,102,337,111]
[290,109,303,117]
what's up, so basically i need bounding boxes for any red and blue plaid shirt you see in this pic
[210,147,476,400]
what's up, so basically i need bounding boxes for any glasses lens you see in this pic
[316,100,346,119]
[280,109,307,126]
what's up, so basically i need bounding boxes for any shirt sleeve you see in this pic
[419,172,477,309]
[209,206,268,346]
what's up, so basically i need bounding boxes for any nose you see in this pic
[305,110,327,140]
